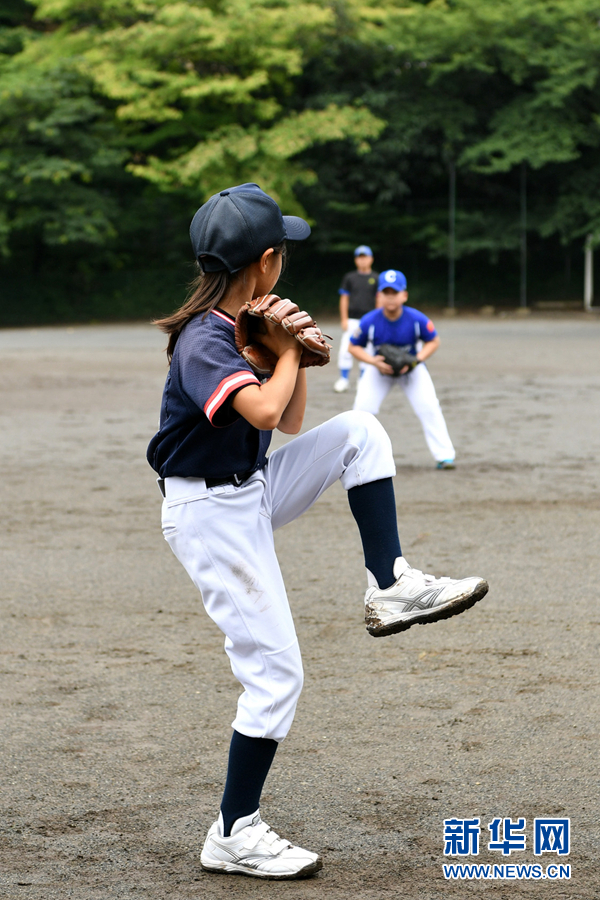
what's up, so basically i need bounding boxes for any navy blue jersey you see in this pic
[147,308,271,478]
[350,306,437,355]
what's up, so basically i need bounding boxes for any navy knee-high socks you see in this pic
[347,477,402,589]
[220,731,278,836]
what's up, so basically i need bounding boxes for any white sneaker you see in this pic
[333,376,350,392]
[365,557,488,637]
[200,810,322,880]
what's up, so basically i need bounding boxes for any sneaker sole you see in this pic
[366,580,489,637]
[201,856,323,880]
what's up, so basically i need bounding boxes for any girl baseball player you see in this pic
[350,270,456,468]
[147,184,488,880]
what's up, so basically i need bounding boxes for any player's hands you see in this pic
[235,294,330,374]
[373,354,395,376]
[255,318,303,361]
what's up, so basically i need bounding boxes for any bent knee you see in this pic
[334,411,395,489]
[334,409,387,444]
[334,408,376,430]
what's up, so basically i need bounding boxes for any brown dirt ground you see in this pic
[0,313,598,899]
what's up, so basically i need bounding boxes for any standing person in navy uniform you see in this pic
[147,190,486,880]
[334,245,379,392]
[349,270,456,468]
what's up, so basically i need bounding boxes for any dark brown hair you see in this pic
[155,243,286,362]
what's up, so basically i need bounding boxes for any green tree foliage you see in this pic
[393,0,600,246]
[4,0,383,227]
[0,2,128,260]
[295,0,600,266]
[2,0,600,322]
[0,64,126,257]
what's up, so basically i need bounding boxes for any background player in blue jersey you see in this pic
[147,190,487,880]
[334,245,379,393]
[349,270,456,469]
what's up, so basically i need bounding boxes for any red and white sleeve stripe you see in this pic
[203,371,260,424]
[211,309,234,325]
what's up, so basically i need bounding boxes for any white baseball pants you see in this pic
[160,411,395,743]
[353,362,455,463]
[337,318,360,371]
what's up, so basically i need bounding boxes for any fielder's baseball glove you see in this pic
[376,344,419,377]
[235,294,331,375]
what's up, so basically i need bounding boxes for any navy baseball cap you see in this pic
[354,244,373,257]
[378,270,407,292]
[190,183,311,273]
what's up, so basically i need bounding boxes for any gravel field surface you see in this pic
[0,314,598,899]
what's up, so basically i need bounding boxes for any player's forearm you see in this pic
[278,368,306,434]
[232,348,302,430]
[339,294,349,328]
[348,344,375,365]
[416,337,439,363]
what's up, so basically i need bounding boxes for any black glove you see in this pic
[376,344,419,376]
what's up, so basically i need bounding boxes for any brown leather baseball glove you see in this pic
[234,294,331,375]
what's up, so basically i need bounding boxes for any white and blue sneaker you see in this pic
[436,459,455,469]
[201,810,322,880]
[365,557,488,637]
[333,376,350,393]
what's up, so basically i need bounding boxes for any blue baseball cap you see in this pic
[378,269,407,292]
[190,183,311,273]
[354,244,373,257]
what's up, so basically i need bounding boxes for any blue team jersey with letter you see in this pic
[349,306,437,354]
[147,308,272,478]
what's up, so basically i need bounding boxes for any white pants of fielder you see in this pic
[353,362,455,463]
[160,411,395,744]
[338,318,361,372]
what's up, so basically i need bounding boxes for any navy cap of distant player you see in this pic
[190,183,311,273]
[378,270,407,292]
[354,244,373,257]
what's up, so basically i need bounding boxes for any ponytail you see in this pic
[154,267,234,362]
